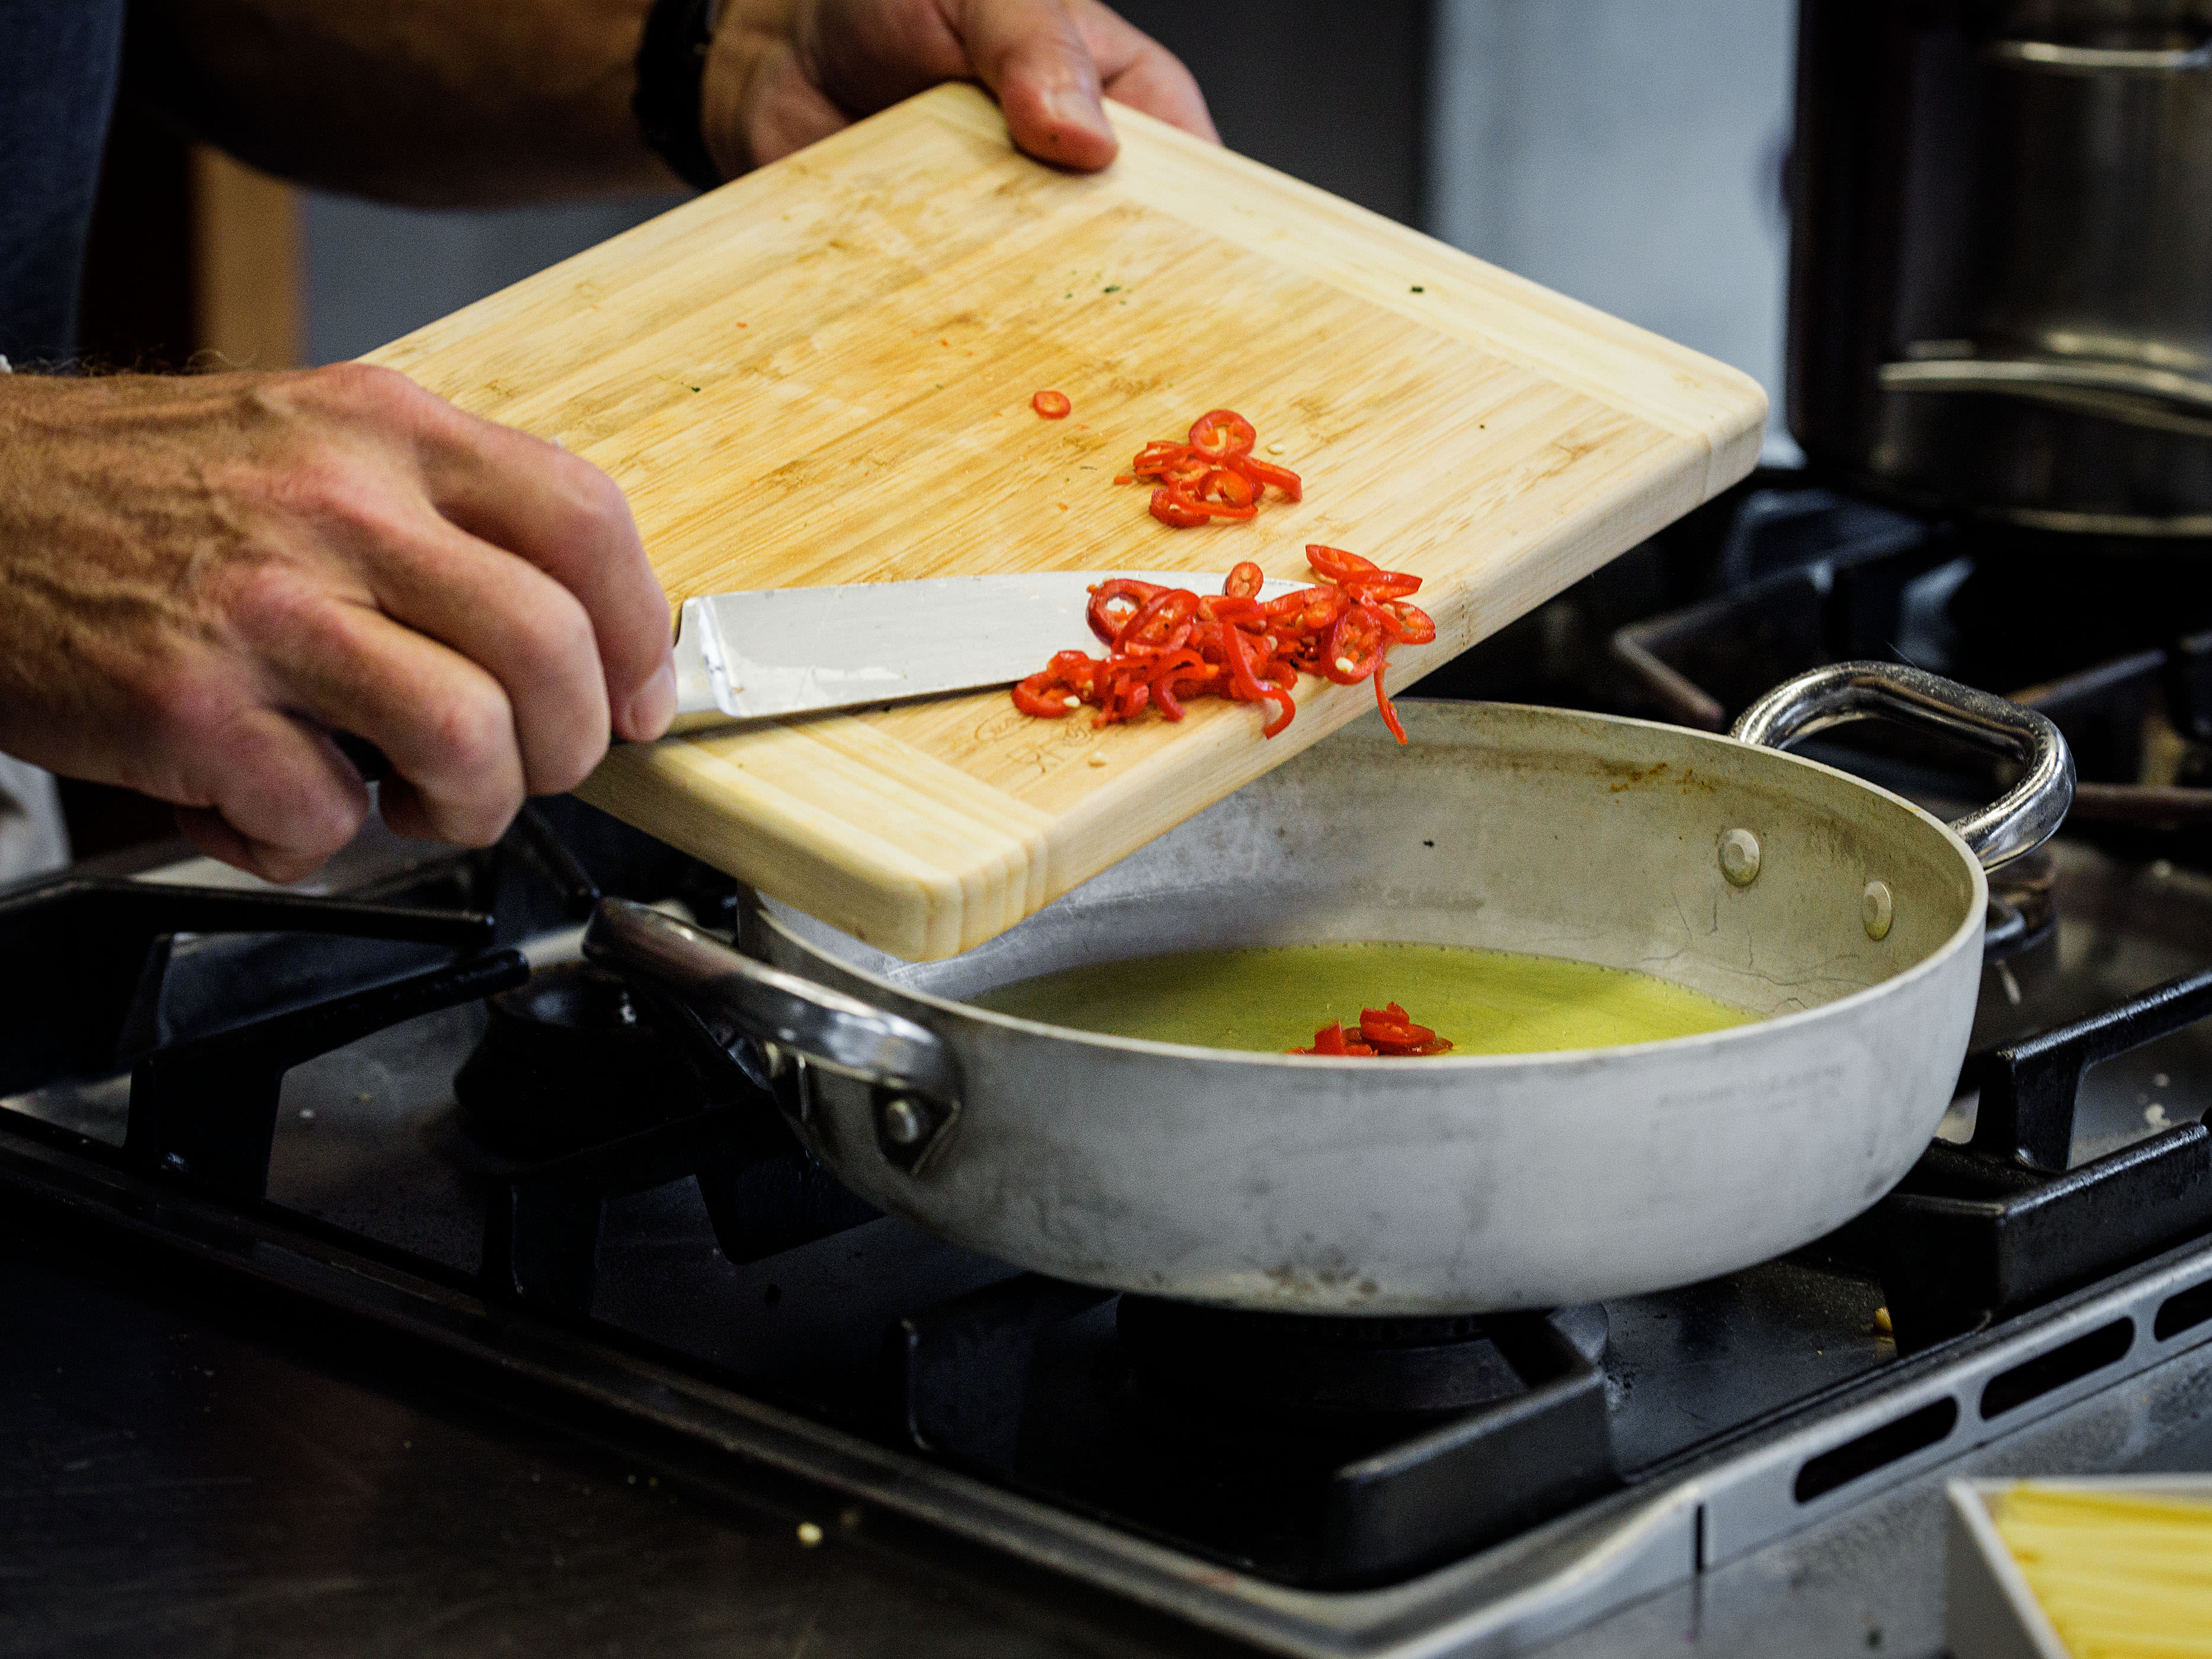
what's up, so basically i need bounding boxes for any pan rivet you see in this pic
[1862,880,1894,941]
[880,1097,930,1147]
[1718,828,1762,887]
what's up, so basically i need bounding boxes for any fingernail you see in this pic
[625,661,678,740]
[1044,86,1113,144]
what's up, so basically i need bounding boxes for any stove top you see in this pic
[8,472,2212,1657]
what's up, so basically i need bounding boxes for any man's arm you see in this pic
[8,1,1214,885]
[126,0,1214,205]
[0,364,678,880]
[126,0,664,204]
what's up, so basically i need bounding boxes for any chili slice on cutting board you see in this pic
[1011,545,1432,744]
[1121,408,1303,527]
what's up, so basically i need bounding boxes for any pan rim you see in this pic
[760,698,1997,1071]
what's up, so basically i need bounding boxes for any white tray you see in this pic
[1947,1475,2212,1659]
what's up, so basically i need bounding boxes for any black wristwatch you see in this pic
[633,0,725,192]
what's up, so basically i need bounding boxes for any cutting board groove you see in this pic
[366,85,1765,959]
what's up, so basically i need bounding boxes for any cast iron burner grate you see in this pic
[0,825,1622,1593]
[9,702,2212,1609]
[1845,966,2212,1350]
[1607,485,2212,840]
[454,962,717,1160]
[1114,1298,1609,1418]
[889,1276,1617,1588]
[449,941,877,1272]
[0,804,815,1314]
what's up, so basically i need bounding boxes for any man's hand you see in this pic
[0,367,675,882]
[702,0,1217,180]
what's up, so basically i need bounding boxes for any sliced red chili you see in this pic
[1360,1003,1436,1045]
[1199,467,1255,509]
[1234,455,1303,501]
[1187,408,1257,457]
[1045,650,1100,696]
[1305,545,1377,585]
[1020,545,1422,748]
[1149,485,1212,529]
[1379,602,1437,646]
[1094,668,1151,725]
[1011,674,1075,718]
[1116,588,1201,652]
[1116,412,1299,527]
[1292,1001,1453,1058]
[1264,585,1349,632]
[1374,663,1409,744]
[1205,598,1264,630]
[1216,611,1272,705]
[1340,570,1423,603]
[1087,579,1164,644]
[1292,1020,1377,1057]
[1031,389,1072,419]
[1146,648,1209,720]
[1324,606,1389,684]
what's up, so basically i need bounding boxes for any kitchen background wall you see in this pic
[299,1,1796,449]
[1429,0,1797,449]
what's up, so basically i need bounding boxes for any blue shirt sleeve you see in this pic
[0,0,127,367]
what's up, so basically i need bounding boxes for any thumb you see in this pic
[956,0,1119,169]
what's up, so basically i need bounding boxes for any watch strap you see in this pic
[633,0,724,193]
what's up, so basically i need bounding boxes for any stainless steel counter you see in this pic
[1541,1340,2212,1658]
[0,1213,1222,1659]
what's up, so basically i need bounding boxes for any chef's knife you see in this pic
[668,570,1303,731]
[330,571,1301,776]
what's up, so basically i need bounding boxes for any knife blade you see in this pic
[668,571,1305,729]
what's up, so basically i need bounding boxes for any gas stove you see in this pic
[7,473,2212,1658]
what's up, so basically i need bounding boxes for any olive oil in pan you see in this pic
[968,941,1759,1055]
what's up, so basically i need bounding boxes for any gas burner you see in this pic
[1986,847,2060,961]
[1605,486,2212,851]
[1944,533,2212,694]
[453,960,710,1160]
[891,1277,1619,1585]
[1115,1296,1609,1417]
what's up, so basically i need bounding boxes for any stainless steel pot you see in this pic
[1791,0,2212,533]
[585,663,2074,1315]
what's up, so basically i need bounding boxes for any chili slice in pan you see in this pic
[1290,1001,1455,1058]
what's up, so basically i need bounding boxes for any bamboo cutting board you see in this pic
[367,85,1766,960]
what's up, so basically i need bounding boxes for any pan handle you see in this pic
[1988,35,2212,74]
[1730,661,2075,869]
[582,898,961,1120]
